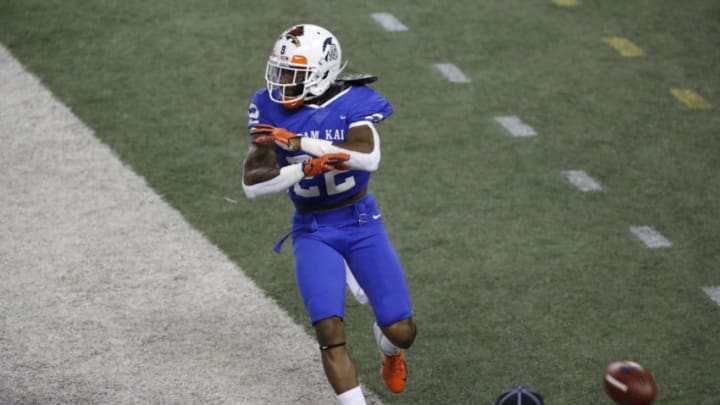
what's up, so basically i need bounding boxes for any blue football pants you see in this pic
[290,193,413,326]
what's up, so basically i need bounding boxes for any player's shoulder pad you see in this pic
[336,73,378,86]
[251,88,269,103]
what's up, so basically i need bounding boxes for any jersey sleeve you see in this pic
[346,86,394,125]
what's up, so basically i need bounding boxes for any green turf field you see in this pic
[2,0,719,403]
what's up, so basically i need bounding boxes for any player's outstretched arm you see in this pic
[300,123,380,171]
[242,143,303,199]
[242,144,350,199]
[249,122,380,171]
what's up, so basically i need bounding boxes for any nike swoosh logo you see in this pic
[372,214,382,220]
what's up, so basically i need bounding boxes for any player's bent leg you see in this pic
[373,317,416,394]
[380,317,416,349]
[314,316,361,396]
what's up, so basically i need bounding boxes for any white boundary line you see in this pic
[494,115,537,137]
[562,170,603,192]
[371,12,408,32]
[629,226,672,248]
[702,286,720,307]
[433,63,471,83]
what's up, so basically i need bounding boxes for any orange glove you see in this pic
[251,124,301,151]
[302,153,350,177]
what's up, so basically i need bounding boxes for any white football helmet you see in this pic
[265,24,346,108]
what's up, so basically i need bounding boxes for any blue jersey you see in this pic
[247,85,393,207]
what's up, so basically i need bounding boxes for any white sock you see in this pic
[337,386,366,405]
[373,322,401,356]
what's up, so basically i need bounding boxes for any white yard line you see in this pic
[552,0,581,6]
[494,115,537,137]
[629,226,672,248]
[371,12,408,32]
[562,170,603,192]
[433,63,471,83]
[702,287,720,307]
[0,44,382,405]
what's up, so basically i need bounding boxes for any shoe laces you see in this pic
[387,353,405,375]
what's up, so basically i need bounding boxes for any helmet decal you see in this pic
[322,37,332,51]
[323,37,339,62]
[288,25,304,37]
[285,26,304,46]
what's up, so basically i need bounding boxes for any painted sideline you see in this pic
[0,44,382,405]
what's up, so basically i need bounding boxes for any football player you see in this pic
[242,24,416,405]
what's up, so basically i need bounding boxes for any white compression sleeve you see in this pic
[242,164,304,199]
[299,121,381,172]
[373,322,401,356]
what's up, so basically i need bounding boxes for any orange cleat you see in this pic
[381,350,407,393]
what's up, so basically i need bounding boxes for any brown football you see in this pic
[603,360,656,405]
